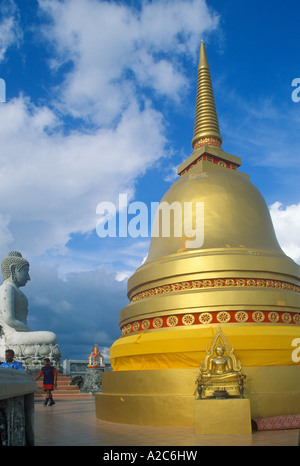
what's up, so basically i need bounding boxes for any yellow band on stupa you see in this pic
[110,325,300,371]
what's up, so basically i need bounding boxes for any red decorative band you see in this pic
[179,152,238,176]
[130,278,300,303]
[121,310,300,335]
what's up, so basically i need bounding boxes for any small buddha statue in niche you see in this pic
[196,327,246,399]
[0,251,59,366]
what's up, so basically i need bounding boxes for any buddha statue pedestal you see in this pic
[3,342,61,373]
[194,398,252,436]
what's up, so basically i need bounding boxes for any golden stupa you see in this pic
[95,42,300,426]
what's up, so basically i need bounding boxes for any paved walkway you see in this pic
[34,399,300,447]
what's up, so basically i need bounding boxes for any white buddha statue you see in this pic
[0,251,60,368]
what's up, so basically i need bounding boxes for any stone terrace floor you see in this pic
[33,399,300,447]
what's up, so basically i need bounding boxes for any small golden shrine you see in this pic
[87,342,104,368]
[196,327,246,400]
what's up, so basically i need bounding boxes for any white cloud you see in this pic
[115,271,132,282]
[0,1,222,361]
[0,96,165,257]
[100,346,111,363]
[0,0,219,262]
[38,0,219,123]
[270,202,300,264]
[0,0,22,61]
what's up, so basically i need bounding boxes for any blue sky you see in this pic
[0,0,300,361]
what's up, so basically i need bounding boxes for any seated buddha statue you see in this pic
[206,343,239,380]
[0,251,60,366]
[196,327,246,399]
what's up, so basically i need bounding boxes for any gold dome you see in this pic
[146,165,283,263]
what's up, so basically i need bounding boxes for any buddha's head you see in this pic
[215,343,225,357]
[1,251,30,287]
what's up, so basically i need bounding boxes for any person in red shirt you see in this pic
[35,358,58,406]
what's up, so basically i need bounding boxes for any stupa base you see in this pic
[95,365,300,427]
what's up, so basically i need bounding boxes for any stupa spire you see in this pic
[192,41,223,150]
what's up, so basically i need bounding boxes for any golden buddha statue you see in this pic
[196,327,246,399]
[207,344,236,377]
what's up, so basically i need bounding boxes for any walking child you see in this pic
[35,358,58,406]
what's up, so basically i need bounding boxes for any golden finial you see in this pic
[191,41,223,150]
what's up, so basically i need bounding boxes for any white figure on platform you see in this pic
[0,251,57,352]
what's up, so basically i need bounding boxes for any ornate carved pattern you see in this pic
[141,319,150,330]
[182,314,195,326]
[294,314,300,324]
[199,312,213,324]
[235,311,249,323]
[153,317,163,328]
[193,137,222,150]
[126,323,132,333]
[0,396,27,446]
[130,278,300,303]
[268,312,279,323]
[132,322,140,332]
[282,313,292,324]
[252,311,265,322]
[166,316,179,327]
[217,311,231,323]
[121,310,300,334]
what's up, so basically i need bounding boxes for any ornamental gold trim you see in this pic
[252,311,265,322]
[193,137,222,150]
[217,311,230,323]
[132,322,140,332]
[268,312,279,323]
[294,314,300,324]
[130,278,300,303]
[141,319,150,330]
[282,313,292,324]
[166,316,179,327]
[182,314,195,326]
[153,317,163,328]
[199,312,213,324]
[235,311,249,323]
[121,310,300,335]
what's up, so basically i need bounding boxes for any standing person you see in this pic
[35,358,58,406]
[0,349,24,371]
